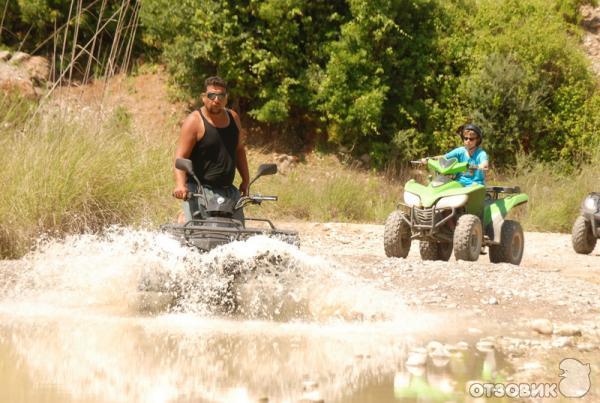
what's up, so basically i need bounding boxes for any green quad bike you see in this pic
[384,157,529,264]
[571,192,600,254]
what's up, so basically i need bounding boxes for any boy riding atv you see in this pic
[384,124,528,264]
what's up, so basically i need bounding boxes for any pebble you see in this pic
[554,324,582,337]
[551,336,572,348]
[531,319,553,335]
[577,342,596,351]
[468,327,483,335]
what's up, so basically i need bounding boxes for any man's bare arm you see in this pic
[173,112,202,198]
[230,110,250,195]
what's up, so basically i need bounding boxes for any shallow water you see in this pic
[0,228,508,402]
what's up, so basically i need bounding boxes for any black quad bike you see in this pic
[571,192,600,254]
[161,158,299,251]
[132,158,299,313]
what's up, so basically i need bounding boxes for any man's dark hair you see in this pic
[204,76,227,91]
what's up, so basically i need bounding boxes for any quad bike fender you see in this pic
[484,194,529,243]
[404,179,485,208]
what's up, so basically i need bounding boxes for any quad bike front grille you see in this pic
[414,207,434,225]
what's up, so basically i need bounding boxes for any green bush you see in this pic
[450,0,598,164]
[139,0,600,167]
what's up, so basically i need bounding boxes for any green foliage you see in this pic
[432,0,600,165]
[139,0,600,168]
[3,0,600,168]
[317,0,440,161]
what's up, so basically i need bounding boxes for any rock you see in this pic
[406,348,427,366]
[531,319,553,335]
[1,51,49,99]
[455,341,470,350]
[24,56,49,84]
[9,51,31,64]
[551,336,572,348]
[554,324,582,337]
[476,340,495,352]
[468,327,483,335]
[576,342,596,352]
[272,153,299,175]
[0,63,36,98]
[481,296,499,305]
[0,50,10,62]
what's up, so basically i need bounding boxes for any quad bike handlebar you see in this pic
[411,158,488,171]
[234,194,278,210]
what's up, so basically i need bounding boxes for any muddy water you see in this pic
[0,229,508,402]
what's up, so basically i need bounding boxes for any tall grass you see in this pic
[508,153,600,232]
[1,94,598,258]
[245,154,404,223]
[0,96,175,258]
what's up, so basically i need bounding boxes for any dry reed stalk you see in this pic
[67,0,84,87]
[35,2,130,118]
[59,0,76,85]
[84,0,109,84]
[0,0,9,44]
[121,0,142,76]
[31,0,102,55]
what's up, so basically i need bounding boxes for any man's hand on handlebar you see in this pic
[172,185,189,200]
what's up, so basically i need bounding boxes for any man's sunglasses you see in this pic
[206,92,227,101]
[463,136,478,141]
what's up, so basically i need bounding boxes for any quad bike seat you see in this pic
[486,186,521,201]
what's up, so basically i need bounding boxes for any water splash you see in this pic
[0,227,409,323]
[0,227,455,403]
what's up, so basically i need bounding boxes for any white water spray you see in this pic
[1,227,411,322]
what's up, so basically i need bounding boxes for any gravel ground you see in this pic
[279,221,600,398]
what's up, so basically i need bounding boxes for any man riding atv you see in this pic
[167,75,297,252]
[172,75,249,222]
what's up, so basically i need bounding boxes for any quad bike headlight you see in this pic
[403,191,421,207]
[583,195,599,212]
[436,194,468,209]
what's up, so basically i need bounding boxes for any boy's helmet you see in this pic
[457,123,483,146]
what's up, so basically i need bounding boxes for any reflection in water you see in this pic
[0,228,507,402]
[0,316,417,402]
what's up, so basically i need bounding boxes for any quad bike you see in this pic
[132,158,299,313]
[384,157,528,264]
[161,158,299,251]
[571,192,599,254]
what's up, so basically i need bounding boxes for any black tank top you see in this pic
[189,109,239,187]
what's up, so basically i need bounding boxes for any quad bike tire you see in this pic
[489,220,524,265]
[453,214,482,262]
[384,210,411,258]
[419,241,453,261]
[571,215,597,255]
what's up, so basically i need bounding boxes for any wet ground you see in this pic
[0,223,599,402]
